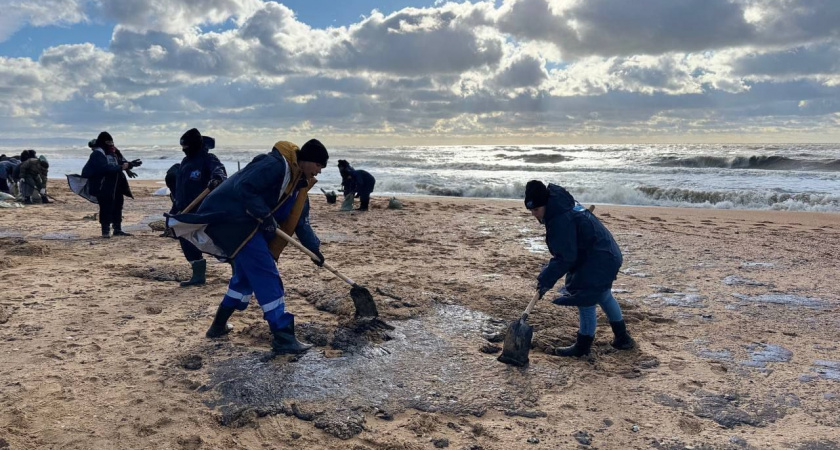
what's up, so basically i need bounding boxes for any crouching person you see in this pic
[524,180,634,357]
[167,139,329,355]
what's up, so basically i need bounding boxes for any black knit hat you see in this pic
[298,139,329,167]
[524,180,549,209]
[180,128,203,153]
[96,131,113,148]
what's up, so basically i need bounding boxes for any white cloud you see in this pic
[0,0,87,42]
[2,0,840,141]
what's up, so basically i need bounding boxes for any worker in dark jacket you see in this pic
[337,159,376,211]
[170,128,228,287]
[18,150,44,204]
[167,139,328,355]
[525,180,634,357]
[81,132,142,238]
[0,159,19,194]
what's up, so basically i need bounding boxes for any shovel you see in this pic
[273,228,392,328]
[497,292,541,367]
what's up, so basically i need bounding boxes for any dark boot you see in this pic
[609,320,636,350]
[555,333,594,357]
[112,230,132,236]
[270,317,312,355]
[206,305,235,338]
[24,197,33,204]
[40,195,51,204]
[180,259,207,287]
[101,225,110,239]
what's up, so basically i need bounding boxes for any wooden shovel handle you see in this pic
[521,291,541,320]
[274,228,357,287]
[179,188,211,214]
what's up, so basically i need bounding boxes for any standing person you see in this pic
[525,180,635,357]
[170,128,227,287]
[81,132,142,238]
[168,139,329,355]
[337,160,376,211]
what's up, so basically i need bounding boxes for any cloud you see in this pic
[2,0,840,142]
[95,0,262,34]
[324,6,504,75]
[497,0,754,57]
[1,0,87,42]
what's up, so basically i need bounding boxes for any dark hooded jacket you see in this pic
[168,144,316,260]
[81,144,133,199]
[538,184,623,306]
[169,136,226,214]
[340,162,375,195]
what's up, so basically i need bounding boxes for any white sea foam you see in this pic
[4,143,839,212]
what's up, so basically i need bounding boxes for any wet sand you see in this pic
[1,180,839,449]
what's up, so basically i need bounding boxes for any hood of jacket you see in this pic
[543,183,576,223]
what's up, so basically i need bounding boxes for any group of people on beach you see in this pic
[65,130,634,358]
[0,151,52,204]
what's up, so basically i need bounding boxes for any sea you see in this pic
[4,143,840,212]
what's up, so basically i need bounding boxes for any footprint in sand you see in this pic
[650,217,666,222]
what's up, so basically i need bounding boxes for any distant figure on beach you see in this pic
[337,159,376,211]
[81,132,143,238]
[0,158,20,195]
[168,128,227,287]
[167,139,328,355]
[18,150,50,204]
[525,180,635,357]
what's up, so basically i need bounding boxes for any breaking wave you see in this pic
[654,155,840,172]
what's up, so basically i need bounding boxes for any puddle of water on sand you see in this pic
[208,304,566,422]
[521,237,548,253]
[0,229,24,238]
[649,293,707,308]
[723,275,769,287]
[740,262,775,269]
[731,293,827,308]
[39,232,79,240]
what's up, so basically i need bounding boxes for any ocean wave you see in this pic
[633,186,840,211]
[494,153,573,164]
[654,155,840,172]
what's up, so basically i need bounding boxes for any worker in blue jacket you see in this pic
[168,140,328,355]
[170,128,228,287]
[525,180,635,357]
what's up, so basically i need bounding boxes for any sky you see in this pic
[1,0,840,145]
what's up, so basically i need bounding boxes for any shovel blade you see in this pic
[497,318,533,367]
[351,285,379,318]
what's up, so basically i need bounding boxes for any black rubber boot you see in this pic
[206,305,235,338]
[101,225,110,239]
[609,320,636,350]
[112,230,132,236]
[180,259,207,287]
[270,317,312,355]
[24,197,33,204]
[40,195,51,204]
[555,333,594,357]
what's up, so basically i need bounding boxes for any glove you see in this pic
[130,159,143,168]
[261,216,278,237]
[537,283,551,299]
[207,178,222,190]
[309,248,325,267]
[126,169,138,178]
[39,188,46,195]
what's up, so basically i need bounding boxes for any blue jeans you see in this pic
[219,234,292,330]
[570,289,623,337]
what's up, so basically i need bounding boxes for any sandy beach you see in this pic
[1,180,839,450]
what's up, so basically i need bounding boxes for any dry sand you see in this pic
[1,180,839,450]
